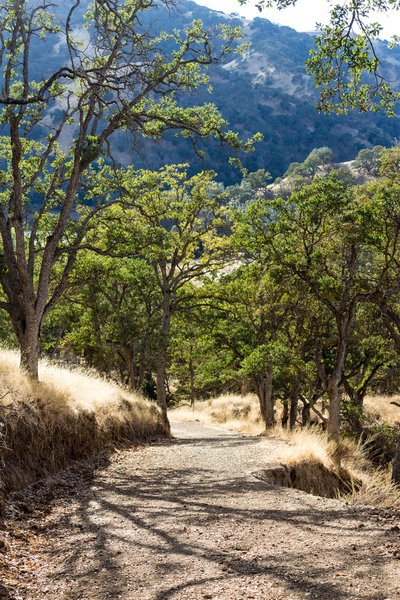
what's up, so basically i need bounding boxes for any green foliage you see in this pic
[341,396,364,425]
[284,146,337,180]
[243,0,400,114]
[352,146,385,174]
[329,166,357,186]
[224,168,271,209]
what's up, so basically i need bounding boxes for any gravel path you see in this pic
[2,420,400,600]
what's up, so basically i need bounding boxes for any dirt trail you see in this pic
[1,420,400,600]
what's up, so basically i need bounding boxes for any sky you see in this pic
[192,0,400,39]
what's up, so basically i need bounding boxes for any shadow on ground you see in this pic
[4,424,397,600]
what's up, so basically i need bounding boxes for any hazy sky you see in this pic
[193,0,400,39]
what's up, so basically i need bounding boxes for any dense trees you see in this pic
[47,166,228,431]
[0,0,399,480]
[46,155,400,465]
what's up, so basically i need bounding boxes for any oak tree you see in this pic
[0,0,256,378]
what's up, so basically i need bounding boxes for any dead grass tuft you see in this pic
[0,349,166,513]
[345,469,400,508]
[264,426,362,498]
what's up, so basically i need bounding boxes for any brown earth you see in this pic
[1,420,399,600]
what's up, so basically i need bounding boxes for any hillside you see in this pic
[18,0,400,183]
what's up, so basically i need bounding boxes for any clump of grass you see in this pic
[0,349,166,513]
[345,468,400,508]
[264,426,364,498]
[172,394,264,435]
[268,425,400,507]
[269,425,365,469]
[364,394,400,426]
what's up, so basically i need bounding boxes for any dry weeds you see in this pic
[0,349,166,512]
[364,394,400,425]
[171,394,264,435]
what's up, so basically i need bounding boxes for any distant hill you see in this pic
[19,0,400,183]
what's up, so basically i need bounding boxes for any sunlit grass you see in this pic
[171,394,264,435]
[0,348,165,508]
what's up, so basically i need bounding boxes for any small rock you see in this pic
[0,536,8,550]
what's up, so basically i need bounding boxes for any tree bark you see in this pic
[10,308,41,380]
[189,350,195,407]
[327,380,341,441]
[254,367,275,428]
[123,344,135,391]
[156,348,170,434]
[289,375,300,429]
[155,287,172,435]
[19,322,41,380]
[281,401,289,428]
[392,433,400,487]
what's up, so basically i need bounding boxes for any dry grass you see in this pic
[345,468,400,508]
[364,394,400,425]
[263,425,364,498]
[268,425,365,469]
[267,425,400,506]
[0,348,166,512]
[171,394,264,435]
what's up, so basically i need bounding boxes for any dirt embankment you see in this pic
[0,350,167,516]
[1,420,399,600]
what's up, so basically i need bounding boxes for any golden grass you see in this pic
[171,394,265,435]
[364,394,400,425]
[0,348,166,511]
[345,468,400,508]
[268,425,364,469]
[261,425,364,498]
[266,425,400,506]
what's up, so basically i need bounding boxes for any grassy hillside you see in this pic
[0,350,167,514]
[22,0,400,184]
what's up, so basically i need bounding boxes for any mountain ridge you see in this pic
[12,0,400,183]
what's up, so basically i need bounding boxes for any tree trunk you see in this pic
[327,380,341,441]
[49,324,64,359]
[12,314,41,380]
[136,339,147,391]
[123,344,135,391]
[20,334,40,379]
[254,367,275,428]
[392,433,400,487]
[156,349,170,434]
[155,289,172,435]
[301,401,310,426]
[189,351,195,407]
[289,375,300,429]
[281,401,289,428]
